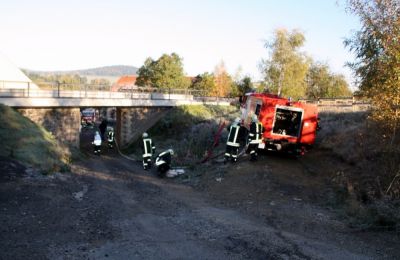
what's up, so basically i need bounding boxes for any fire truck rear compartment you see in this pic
[272,108,303,137]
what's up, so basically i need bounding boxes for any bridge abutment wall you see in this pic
[14,106,172,150]
[116,107,171,148]
[17,108,81,147]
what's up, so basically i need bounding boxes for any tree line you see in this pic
[135,31,353,100]
[23,71,111,90]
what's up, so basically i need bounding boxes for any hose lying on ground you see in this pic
[114,139,141,162]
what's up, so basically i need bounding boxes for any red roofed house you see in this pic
[111,75,138,92]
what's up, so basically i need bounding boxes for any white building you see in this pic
[0,52,38,89]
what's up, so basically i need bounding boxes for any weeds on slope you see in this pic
[318,111,400,231]
[0,104,71,174]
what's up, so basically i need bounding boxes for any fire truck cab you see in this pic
[81,108,96,127]
[240,93,319,156]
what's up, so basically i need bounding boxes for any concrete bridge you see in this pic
[0,85,233,149]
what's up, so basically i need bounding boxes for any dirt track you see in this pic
[1,126,399,259]
[1,141,399,260]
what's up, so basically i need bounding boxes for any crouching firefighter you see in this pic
[155,149,174,177]
[92,131,102,155]
[225,118,242,163]
[142,132,156,170]
[107,127,115,149]
[248,115,264,161]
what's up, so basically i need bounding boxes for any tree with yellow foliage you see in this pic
[345,0,400,136]
[261,29,310,99]
[213,61,234,97]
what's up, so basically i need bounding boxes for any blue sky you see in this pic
[0,0,360,84]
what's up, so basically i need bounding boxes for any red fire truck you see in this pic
[81,108,96,127]
[240,93,319,156]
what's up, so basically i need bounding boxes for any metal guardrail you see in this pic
[0,80,234,102]
[299,97,371,105]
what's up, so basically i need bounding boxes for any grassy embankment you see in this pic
[0,104,71,174]
[318,111,400,231]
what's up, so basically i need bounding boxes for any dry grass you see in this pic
[318,110,400,230]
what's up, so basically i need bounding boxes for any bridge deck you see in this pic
[0,89,233,107]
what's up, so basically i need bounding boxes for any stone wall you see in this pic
[300,98,371,113]
[116,107,171,148]
[17,108,81,147]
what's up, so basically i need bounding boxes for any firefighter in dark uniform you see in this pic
[142,132,156,170]
[107,127,115,149]
[99,119,108,141]
[248,115,264,161]
[224,117,242,163]
[155,149,174,176]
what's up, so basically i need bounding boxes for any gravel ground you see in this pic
[0,127,399,259]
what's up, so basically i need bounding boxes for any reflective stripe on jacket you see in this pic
[108,132,114,142]
[227,124,240,147]
[155,150,172,166]
[143,138,153,157]
[249,122,263,144]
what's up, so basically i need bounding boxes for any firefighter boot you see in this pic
[147,158,152,169]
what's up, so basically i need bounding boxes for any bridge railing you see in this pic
[0,80,235,103]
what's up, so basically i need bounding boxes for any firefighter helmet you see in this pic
[168,149,174,155]
[234,117,241,124]
[142,132,148,138]
[252,114,258,122]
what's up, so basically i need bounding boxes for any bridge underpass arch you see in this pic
[116,107,172,148]
[79,106,172,154]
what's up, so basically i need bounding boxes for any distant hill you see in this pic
[25,65,138,77]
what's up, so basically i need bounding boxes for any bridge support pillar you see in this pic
[116,107,171,148]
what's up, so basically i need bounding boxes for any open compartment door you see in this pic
[272,106,303,137]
